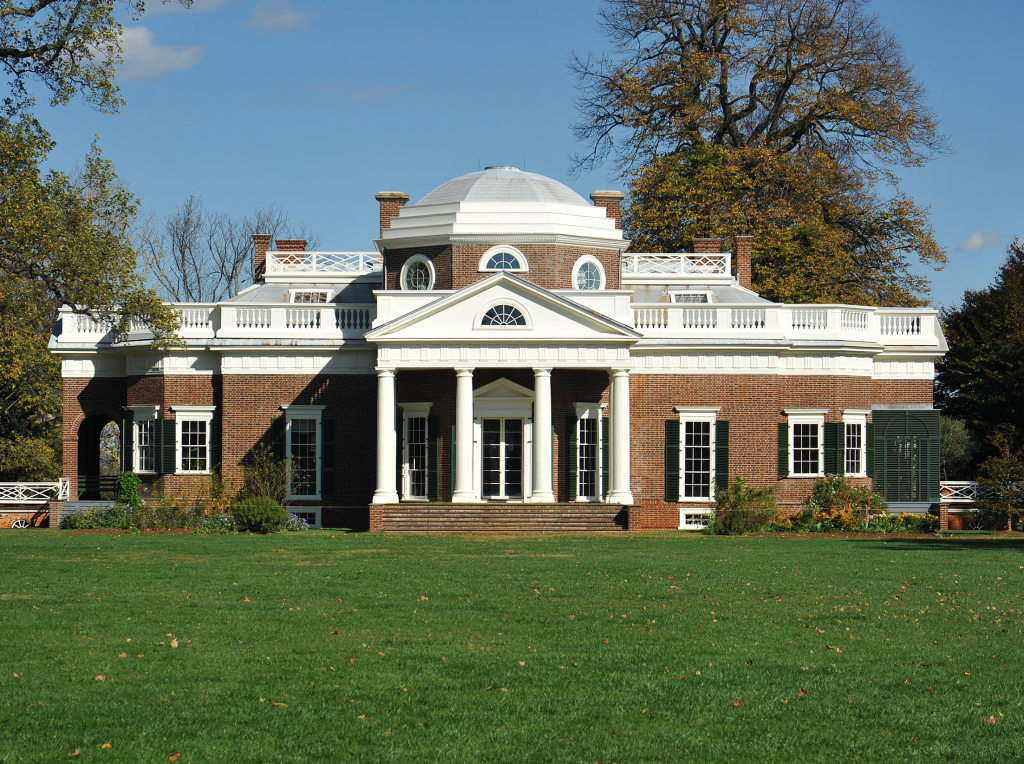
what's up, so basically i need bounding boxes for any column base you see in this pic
[371,491,399,505]
[606,491,634,505]
[452,492,478,503]
[530,492,556,503]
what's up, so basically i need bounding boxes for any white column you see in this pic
[371,368,399,504]
[532,368,554,502]
[606,368,634,504]
[452,367,476,503]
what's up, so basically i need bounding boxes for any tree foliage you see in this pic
[935,243,1024,446]
[572,0,947,305]
[0,0,190,112]
[975,430,1024,529]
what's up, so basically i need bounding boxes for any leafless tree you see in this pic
[137,196,322,302]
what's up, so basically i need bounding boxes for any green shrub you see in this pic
[240,445,288,502]
[232,496,288,534]
[708,475,777,535]
[59,505,132,531]
[784,474,888,532]
[115,472,142,511]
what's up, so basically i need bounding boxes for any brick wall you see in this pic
[62,377,128,498]
[384,245,453,290]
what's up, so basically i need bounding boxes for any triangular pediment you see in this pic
[365,272,640,344]
[474,378,534,399]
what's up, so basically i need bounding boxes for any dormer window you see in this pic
[291,291,329,304]
[479,245,528,273]
[674,293,709,304]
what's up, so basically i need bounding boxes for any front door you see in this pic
[481,418,523,499]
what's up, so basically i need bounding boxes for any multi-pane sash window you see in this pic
[290,419,318,496]
[181,420,208,472]
[792,423,820,476]
[683,421,712,498]
[845,423,863,475]
[406,417,428,499]
[137,419,156,473]
[482,418,523,499]
[577,417,599,498]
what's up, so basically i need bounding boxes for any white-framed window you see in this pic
[400,254,435,291]
[401,403,431,501]
[572,256,606,290]
[843,409,869,477]
[289,289,331,303]
[675,406,719,501]
[680,509,712,530]
[785,409,827,477]
[128,405,160,474]
[476,300,531,328]
[671,291,712,304]
[282,405,324,499]
[171,405,216,475]
[575,403,606,501]
[478,245,528,273]
[289,508,321,530]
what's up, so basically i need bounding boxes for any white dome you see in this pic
[415,167,590,207]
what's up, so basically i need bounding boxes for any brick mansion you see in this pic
[50,167,946,531]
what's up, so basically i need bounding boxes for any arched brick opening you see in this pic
[77,416,119,499]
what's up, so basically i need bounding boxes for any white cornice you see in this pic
[375,233,631,253]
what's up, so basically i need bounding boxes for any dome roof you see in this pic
[415,167,590,207]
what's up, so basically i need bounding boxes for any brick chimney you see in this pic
[375,192,410,238]
[276,239,307,266]
[692,238,724,254]
[252,234,271,281]
[590,190,625,229]
[734,235,753,290]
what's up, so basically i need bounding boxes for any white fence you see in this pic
[623,253,731,276]
[0,480,70,505]
[266,251,377,275]
[939,481,979,505]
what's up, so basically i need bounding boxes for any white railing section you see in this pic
[177,306,213,330]
[0,479,70,504]
[266,251,378,275]
[629,303,938,345]
[939,481,978,504]
[623,253,731,276]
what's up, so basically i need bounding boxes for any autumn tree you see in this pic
[572,0,948,305]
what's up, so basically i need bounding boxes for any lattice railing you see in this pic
[266,251,378,274]
[623,254,730,275]
[939,481,978,504]
[0,479,70,504]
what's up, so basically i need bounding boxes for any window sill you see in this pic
[177,471,212,476]
[788,474,824,479]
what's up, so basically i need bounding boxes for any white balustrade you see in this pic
[634,307,669,330]
[939,481,978,504]
[680,307,716,329]
[623,253,731,276]
[791,308,829,331]
[841,309,870,331]
[0,479,69,504]
[731,308,766,330]
[266,251,378,275]
[878,311,922,336]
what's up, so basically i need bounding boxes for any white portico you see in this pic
[366,272,639,505]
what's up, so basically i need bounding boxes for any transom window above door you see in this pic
[478,246,528,272]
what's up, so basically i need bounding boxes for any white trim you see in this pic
[282,407,324,500]
[399,403,433,501]
[172,407,216,475]
[680,508,712,531]
[474,299,533,330]
[842,412,868,477]
[571,255,606,290]
[399,254,436,291]
[787,414,825,478]
[573,403,606,501]
[128,406,160,475]
[472,378,534,501]
[677,408,719,502]
[478,245,529,273]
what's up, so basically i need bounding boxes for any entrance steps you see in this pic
[376,503,630,533]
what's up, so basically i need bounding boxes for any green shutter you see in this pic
[321,419,335,498]
[271,416,285,460]
[427,415,439,501]
[601,416,610,501]
[208,419,221,472]
[838,422,847,475]
[778,423,789,478]
[567,416,578,502]
[450,423,456,499]
[923,411,941,502]
[121,419,133,473]
[865,422,875,478]
[665,419,680,502]
[824,422,840,475]
[160,419,176,475]
[715,421,729,493]
[396,412,403,501]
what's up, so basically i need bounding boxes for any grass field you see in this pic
[1,530,1021,763]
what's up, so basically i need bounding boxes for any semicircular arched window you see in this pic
[481,304,526,327]
[485,251,522,270]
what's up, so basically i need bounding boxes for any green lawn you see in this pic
[1,531,1021,763]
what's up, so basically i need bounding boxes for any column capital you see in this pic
[609,367,631,378]
[454,367,475,377]
[533,367,553,377]
[375,367,396,376]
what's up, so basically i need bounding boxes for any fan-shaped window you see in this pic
[478,246,528,272]
[481,305,526,327]
[572,256,606,290]
[486,251,521,270]
[400,255,435,291]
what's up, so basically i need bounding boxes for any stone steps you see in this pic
[378,504,629,532]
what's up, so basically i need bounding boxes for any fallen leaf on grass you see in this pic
[272,702,287,707]
[518,661,525,666]
[331,631,340,636]
[169,755,181,761]
[986,716,998,724]
[101,743,111,749]
[780,699,789,704]
[118,653,127,659]
[244,597,250,603]
[733,699,741,707]
[602,639,609,644]
[377,652,385,657]
[348,658,355,664]
[798,688,808,697]
[170,639,179,649]
[94,675,105,682]
[67,750,81,758]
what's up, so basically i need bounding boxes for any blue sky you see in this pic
[35,0,1024,308]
